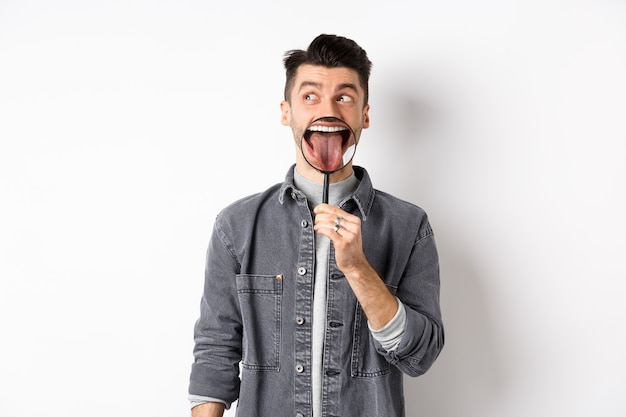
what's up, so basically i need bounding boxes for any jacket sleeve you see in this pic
[189,215,242,406]
[374,228,445,377]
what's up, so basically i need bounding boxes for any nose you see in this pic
[318,98,341,119]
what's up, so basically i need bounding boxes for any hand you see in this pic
[313,203,398,329]
[313,204,368,275]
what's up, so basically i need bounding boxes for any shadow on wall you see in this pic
[373,81,508,416]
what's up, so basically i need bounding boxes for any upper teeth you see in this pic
[307,125,347,133]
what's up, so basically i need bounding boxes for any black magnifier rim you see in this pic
[300,116,358,174]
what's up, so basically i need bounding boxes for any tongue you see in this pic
[307,132,344,172]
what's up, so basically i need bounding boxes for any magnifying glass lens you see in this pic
[301,117,357,174]
[299,117,358,204]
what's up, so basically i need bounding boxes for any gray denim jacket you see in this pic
[189,165,444,417]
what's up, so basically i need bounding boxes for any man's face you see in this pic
[281,64,370,179]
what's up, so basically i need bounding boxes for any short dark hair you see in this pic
[283,34,372,106]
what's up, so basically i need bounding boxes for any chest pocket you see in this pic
[236,274,283,371]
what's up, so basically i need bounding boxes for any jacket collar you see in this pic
[279,164,375,221]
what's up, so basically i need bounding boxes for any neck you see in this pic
[293,167,359,208]
[295,161,354,184]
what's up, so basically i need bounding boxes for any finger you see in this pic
[313,203,350,219]
[315,214,348,229]
[314,205,359,226]
[316,223,344,240]
[314,217,355,237]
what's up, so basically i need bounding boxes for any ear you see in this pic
[280,100,291,126]
[362,104,370,129]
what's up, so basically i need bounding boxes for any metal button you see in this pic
[297,267,306,275]
[301,220,308,227]
[296,317,305,325]
[295,364,304,373]
[296,414,304,417]
[291,192,297,200]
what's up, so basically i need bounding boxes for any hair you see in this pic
[283,34,372,106]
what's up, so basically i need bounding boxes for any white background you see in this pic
[1,1,625,416]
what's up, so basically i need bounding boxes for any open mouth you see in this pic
[302,119,354,172]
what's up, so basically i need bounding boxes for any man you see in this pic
[189,34,444,417]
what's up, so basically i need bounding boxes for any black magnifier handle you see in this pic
[323,173,330,204]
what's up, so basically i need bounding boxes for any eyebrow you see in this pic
[297,81,359,94]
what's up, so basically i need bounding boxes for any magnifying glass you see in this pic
[300,117,357,204]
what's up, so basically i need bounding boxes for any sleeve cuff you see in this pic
[189,394,230,410]
[368,297,406,352]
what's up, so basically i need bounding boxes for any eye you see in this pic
[338,95,354,103]
[305,93,318,101]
